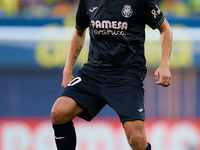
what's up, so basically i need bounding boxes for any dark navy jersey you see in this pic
[75,0,164,77]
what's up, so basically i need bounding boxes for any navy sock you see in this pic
[53,121,76,150]
[145,143,151,150]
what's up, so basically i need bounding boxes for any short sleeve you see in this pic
[75,0,89,30]
[142,0,164,29]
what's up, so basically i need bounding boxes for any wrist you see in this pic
[160,60,170,68]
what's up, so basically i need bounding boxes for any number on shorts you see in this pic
[68,77,82,86]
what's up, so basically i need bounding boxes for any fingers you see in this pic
[61,79,70,88]
[166,77,172,87]
[160,77,171,87]
[154,70,171,87]
[154,70,158,80]
[62,83,68,89]
[62,79,72,88]
[62,75,74,89]
[156,76,171,87]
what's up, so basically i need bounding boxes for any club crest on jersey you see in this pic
[121,5,133,18]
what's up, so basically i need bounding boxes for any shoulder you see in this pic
[79,0,92,6]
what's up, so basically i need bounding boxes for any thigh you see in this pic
[51,96,84,124]
[60,71,106,121]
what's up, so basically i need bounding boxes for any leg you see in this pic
[51,96,84,150]
[51,96,84,124]
[124,120,150,150]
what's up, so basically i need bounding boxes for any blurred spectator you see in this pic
[40,0,59,4]
[28,0,50,18]
[51,0,75,18]
[18,0,51,18]
[188,0,200,13]
[0,0,19,17]
[159,0,191,17]
[0,1,5,17]
[0,0,199,19]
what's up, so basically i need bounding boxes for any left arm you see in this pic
[154,18,172,87]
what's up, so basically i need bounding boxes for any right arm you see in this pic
[62,28,86,88]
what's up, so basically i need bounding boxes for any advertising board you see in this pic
[0,118,200,150]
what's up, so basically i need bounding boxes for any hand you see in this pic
[154,66,172,87]
[62,72,74,88]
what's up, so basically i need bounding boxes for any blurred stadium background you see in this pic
[0,0,200,149]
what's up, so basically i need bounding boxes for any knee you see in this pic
[127,131,143,146]
[127,130,147,150]
[51,98,71,124]
[124,120,147,149]
[51,97,83,124]
[51,108,60,124]
[51,105,66,124]
[51,107,74,125]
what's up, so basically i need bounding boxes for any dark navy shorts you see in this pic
[60,65,145,122]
